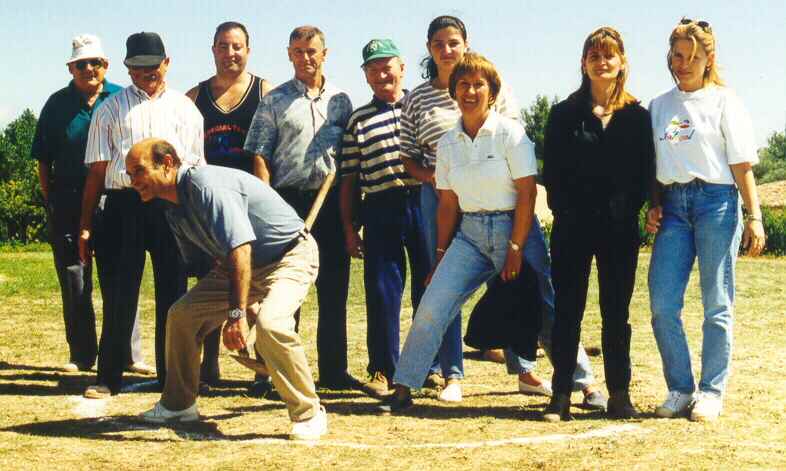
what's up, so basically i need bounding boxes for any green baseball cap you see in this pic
[361,39,401,66]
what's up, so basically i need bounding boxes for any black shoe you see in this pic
[318,372,361,390]
[376,393,413,414]
[248,378,280,400]
[542,393,573,422]
[422,372,445,390]
[607,390,638,419]
[578,390,608,411]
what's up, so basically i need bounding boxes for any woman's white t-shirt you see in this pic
[649,85,758,185]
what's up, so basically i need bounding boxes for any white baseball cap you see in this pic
[66,34,108,64]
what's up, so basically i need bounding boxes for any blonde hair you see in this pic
[579,27,638,111]
[667,21,724,87]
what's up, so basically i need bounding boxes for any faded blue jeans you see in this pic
[395,212,515,389]
[649,180,742,397]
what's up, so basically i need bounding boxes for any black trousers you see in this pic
[47,182,98,367]
[549,209,640,395]
[94,190,187,393]
[277,186,350,382]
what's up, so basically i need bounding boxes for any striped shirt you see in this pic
[85,84,206,190]
[399,81,520,168]
[340,95,419,194]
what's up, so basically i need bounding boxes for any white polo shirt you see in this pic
[435,111,537,212]
[85,84,205,190]
[649,85,757,185]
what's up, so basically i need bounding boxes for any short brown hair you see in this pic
[578,26,638,112]
[289,25,325,47]
[448,52,501,106]
[213,21,249,47]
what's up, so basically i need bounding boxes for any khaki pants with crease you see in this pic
[161,234,321,422]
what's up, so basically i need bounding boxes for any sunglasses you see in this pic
[74,59,104,70]
[680,18,712,33]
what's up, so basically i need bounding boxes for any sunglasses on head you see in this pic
[74,58,104,70]
[680,18,712,33]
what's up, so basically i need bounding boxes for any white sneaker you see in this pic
[438,381,463,402]
[690,392,722,422]
[290,406,328,441]
[139,401,199,423]
[655,390,695,418]
[519,379,553,397]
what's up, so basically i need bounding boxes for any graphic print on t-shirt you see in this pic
[661,117,694,144]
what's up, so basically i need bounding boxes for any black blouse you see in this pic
[542,90,655,216]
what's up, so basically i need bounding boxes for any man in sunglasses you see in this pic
[32,34,122,373]
[79,32,205,399]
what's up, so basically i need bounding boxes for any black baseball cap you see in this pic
[124,32,166,67]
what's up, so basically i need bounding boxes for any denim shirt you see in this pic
[244,77,352,190]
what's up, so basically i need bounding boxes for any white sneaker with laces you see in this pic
[438,381,463,402]
[139,401,199,423]
[655,390,695,418]
[518,379,553,397]
[690,392,722,422]
[290,406,328,440]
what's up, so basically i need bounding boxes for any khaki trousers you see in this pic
[161,234,321,421]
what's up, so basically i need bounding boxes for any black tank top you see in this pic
[195,74,262,174]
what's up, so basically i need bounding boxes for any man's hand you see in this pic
[500,248,523,282]
[345,229,364,258]
[222,317,249,351]
[645,206,663,234]
[78,229,92,264]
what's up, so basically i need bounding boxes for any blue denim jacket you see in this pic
[244,78,352,190]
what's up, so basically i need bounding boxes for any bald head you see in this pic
[126,138,181,202]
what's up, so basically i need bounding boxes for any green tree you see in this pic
[0,109,45,242]
[521,94,559,162]
[754,127,786,184]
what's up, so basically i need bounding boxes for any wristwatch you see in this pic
[228,308,245,322]
[508,240,521,252]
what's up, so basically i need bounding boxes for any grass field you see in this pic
[0,251,784,470]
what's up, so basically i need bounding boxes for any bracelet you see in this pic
[744,214,762,223]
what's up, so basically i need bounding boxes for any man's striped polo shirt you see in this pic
[340,94,419,194]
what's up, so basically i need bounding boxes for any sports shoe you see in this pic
[127,361,155,375]
[655,390,695,418]
[437,381,463,402]
[423,372,445,390]
[84,384,111,399]
[290,406,328,440]
[377,391,413,414]
[542,393,572,422]
[361,372,393,399]
[62,362,91,373]
[519,378,553,396]
[139,401,199,423]
[690,392,722,422]
[482,349,506,364]
[579,390,608,411]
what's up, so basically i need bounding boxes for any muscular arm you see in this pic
[252,154,272,183]
[78,161,107,263]
[185,85,199,103]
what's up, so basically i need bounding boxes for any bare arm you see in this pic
[433,189,461,268]
[339,174,363,258]
[501,176,536,282]
[260,79,273,97]
[37,161,51,203]
[185,85,199,103]
[731,162,765,256]
[222,243,252,351]
[252,154,272,183]
[401,156,435,185]
[78,161,107,263]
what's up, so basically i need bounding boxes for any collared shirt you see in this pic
[339,93,419,195]
[32,79,121,181]
[166,165,305,267]
[244,77,353,190]
[650,85,757,185]
[400,81,520,168]
[436,111,537,213]
[85,84,205,190]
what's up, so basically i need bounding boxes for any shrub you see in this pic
[762,206,786,255]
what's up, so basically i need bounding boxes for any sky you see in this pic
[1,0,784,146]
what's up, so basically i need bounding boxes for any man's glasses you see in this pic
[680,18,712,33]
[74,59,104,70]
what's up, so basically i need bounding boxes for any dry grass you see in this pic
[0,252,784,470]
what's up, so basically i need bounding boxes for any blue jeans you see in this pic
[502,218,595,392]
[420,183,464,379]
[396,212,519,389]
[649,180,742,397]
[362,187,430,380]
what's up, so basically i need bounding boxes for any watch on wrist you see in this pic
[228,308,245,322]
[508,240,521,252]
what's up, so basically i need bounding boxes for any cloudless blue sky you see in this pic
[1,0,784,146]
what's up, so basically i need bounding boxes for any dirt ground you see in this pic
[0,252,784,470]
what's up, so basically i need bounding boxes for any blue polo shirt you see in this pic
[32,79,121,182]
[166,165,305,267]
